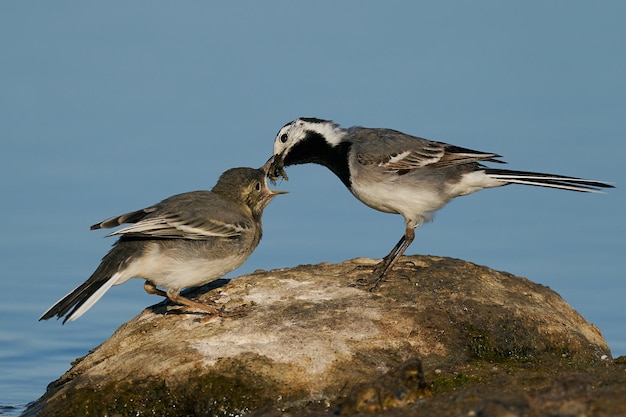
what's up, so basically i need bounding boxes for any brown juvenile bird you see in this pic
[40,164,285,323]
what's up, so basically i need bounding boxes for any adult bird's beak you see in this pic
[261,155,274,176]
[263,154,289,183]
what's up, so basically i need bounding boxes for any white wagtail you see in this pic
[268,117,613,287]
[40,163,286,324]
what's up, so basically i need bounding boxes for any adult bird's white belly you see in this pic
[349,175,443,227]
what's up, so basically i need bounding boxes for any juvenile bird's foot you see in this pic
[144,281,248,319]
[172,295,251,319]
[215,303,250,318]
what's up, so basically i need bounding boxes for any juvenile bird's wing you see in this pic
[91,207,158,230]
[92,191,253,240]
[352,128,504,173]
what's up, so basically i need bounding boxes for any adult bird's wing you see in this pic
[352,128,504,173]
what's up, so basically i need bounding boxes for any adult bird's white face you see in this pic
[268,119,305,181]
[269,118,341,181]
[273,119,309,157]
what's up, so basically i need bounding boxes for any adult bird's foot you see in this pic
[350,259,391,291]
[350,257,420,291]
[351,275,386,291]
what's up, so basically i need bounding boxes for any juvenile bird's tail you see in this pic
[39,273,119,324]
[39,246,128,324]
[485,168,614,193]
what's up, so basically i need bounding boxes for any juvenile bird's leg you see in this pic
[144,281,236,317]
[165,288,223,316]
[144,281,167,297]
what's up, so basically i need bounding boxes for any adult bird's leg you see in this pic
[374,234,406,274]
[379,226,415,278]
[367,226,416,289]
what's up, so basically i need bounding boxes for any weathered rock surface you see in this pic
[24,256,626,416]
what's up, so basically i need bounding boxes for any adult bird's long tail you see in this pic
[485,168,614,193]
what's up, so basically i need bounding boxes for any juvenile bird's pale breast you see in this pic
[111,240,253,290]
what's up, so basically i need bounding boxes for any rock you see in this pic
[24,256,626,417]
[336,358,430,414]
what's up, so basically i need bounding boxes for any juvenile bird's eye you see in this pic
[255,182,261,191]
[280,133,288,143]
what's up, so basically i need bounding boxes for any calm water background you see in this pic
[1,3,624,415]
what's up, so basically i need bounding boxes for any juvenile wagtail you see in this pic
[41,163,285,323]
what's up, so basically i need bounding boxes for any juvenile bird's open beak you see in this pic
[270,188,288,195]
[260,157,288,195]
[263,178,287,197]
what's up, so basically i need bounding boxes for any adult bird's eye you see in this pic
[280,133,288,143]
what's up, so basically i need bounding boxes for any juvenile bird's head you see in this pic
[268,118,346,182]
[213,167,286,220]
